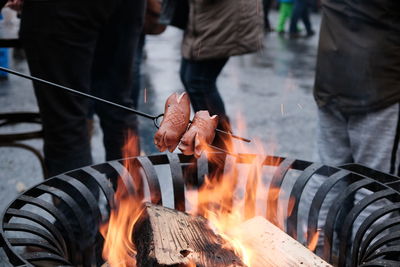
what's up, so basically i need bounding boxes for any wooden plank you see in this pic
[133,203,245,267]
[233,216,331,267]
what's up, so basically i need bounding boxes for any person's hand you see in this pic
[5,0,23,12]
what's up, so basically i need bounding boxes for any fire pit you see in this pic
[1,152,400,266]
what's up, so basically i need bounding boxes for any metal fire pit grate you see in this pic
[1,153,400,267]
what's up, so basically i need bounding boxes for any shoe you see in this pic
[306,30,316,37]
[289,32,301,39]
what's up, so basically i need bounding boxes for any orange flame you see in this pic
[307,230,320,252]
[100,132,144,267]
[184,114,283,267]
[101,116,300,267]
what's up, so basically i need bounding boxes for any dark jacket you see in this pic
[314,0,400,114]
[181,0,264,60]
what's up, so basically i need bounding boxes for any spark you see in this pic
[280,104,285,116]
[297,103,303,109]
[144,88,147,103]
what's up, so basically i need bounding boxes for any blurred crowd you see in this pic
[264,0,320,37]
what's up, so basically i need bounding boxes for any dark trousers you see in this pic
[289,0,313,34]
[180,57,229,123]
[20,0,145,177]
[180,57,231,149]
[263,0,272,30]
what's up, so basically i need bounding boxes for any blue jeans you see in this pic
[20,0,145,177]
[289,0,313,34]
[180,57,229,125]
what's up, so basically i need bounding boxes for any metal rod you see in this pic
[0,66,156,120]
[0,66,251,143]
[215,128,250,143]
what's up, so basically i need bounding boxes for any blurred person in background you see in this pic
[4,0,145,261]
[276,0,294,35]
[315,0,400,176]
[180,0,264,147]
[263,0,273,32]
[289,0,315,38]
[8,0,146,177]
[306,0,400,255]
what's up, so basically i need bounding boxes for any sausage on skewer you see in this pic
[154,92,191,152]
[178,110,219,158]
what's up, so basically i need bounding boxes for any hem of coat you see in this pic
[314,95,400,115]
[182,44,261,61]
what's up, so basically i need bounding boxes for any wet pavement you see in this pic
[0,10,321,264]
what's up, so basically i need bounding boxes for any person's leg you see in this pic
[263,0,272,31]
[316,106,353,165]
[301,0,314,35]
[284,3,295,32]
[289,0,303,34]
[20,1,114,259]
[180,57,229,120]
[92,0,146,161]
[132,32,146,110]
[20,1,110,177]
[277,3,291,33]
[349,103,400,175]
[180,57,231,149]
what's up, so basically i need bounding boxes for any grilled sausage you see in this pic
[178,111,219,158]
[154,92,191,152]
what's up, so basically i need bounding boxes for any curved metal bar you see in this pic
[51,175,102,226]
[0,112,41,123]
[22,252,72,265]
[266,158,296,227]
[338,189,396,267]
[148,153,170,165]
[0,112,43,142]
[323,179,373,261]
[136,156,162,205]
[4,208,68,258]
[167,153,185,211]
[307,169,352,247]
[340,163,400,185]
[8,238,60,256]
[363,231,400,262]
[364,245,400,262]
[81,166,116,209]
[0,225,28,266]
[0,143,47,178]
[262,155,286,167]
[286,163,336,239]
[1,153,400,266]
[3,223,64,256]
[33,185,92,248]
[353,203,400,266]
[359,217,400,264]
[108,160,137,196]
[359,259,400,267]
[13,195,77,264]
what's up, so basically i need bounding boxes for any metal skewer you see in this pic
[0,66,251,143]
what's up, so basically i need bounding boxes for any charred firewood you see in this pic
[133,203,245,267]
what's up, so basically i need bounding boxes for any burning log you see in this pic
[233,216,331,267]
[133,203,245,267]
